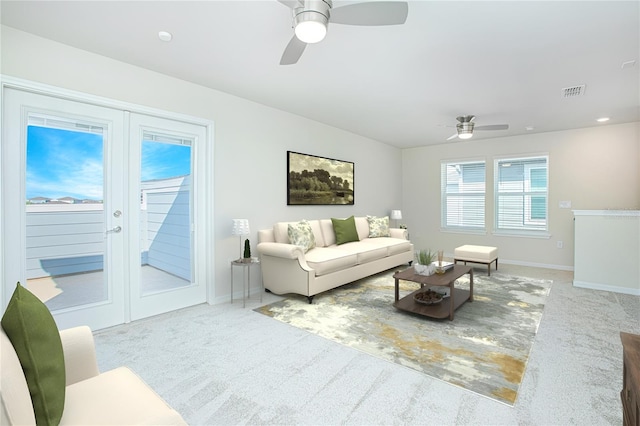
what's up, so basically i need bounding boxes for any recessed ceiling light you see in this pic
[596,117,610,123]
[158,31,172,42]
[525,126,534,131]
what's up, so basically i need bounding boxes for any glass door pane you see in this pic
[25,120,108,311]
[140,133,192,295]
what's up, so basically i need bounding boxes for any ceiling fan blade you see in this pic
[277,0,300,9]
[446,133,459,141]
[475,124,509,131]
[331,1,408,26]
[280,35,307,65]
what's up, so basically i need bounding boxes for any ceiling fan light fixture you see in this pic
[293,1,331,44]
[294,17,327,43]
[456,122,474,139]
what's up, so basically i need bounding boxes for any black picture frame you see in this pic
[287,151,354,205]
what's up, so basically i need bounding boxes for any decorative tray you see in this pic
[413,290,443,305]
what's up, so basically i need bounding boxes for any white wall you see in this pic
[3,25,637,291]
[402,123,640,269]
[1,26,403,303]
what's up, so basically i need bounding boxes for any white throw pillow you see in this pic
[288,220,316,252]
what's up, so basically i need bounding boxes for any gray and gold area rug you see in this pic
[255,269,552,405]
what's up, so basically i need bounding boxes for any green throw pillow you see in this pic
[1,283,65,426]
[288,220,316,252]
[331,216,359,245]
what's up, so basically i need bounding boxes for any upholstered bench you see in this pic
[454,245,498,276]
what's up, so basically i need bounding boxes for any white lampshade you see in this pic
[232,219,250,236]
[390,210,402,220]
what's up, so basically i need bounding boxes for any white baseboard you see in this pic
[444,252,574,272]
[573,280,640,296]
[211,291,258,305]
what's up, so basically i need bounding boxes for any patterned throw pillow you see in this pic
[367,215,391,238]
[288,220,316,252]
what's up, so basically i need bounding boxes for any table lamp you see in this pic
[390,210,402,228]
[232,219,250,261]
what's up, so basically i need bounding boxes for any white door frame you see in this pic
[1,76,215,328]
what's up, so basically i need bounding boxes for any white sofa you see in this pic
[257,216,414,303]
[1,325,186,425]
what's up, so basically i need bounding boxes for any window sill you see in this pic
[441,228,487,236]
[492,230,551,239]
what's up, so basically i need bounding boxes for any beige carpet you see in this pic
[256,269,551,405]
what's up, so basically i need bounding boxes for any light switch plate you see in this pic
[559,200,571,209]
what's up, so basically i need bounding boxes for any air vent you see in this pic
[562,85,586,98]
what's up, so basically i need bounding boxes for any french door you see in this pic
[127,113,207,321]
[2,87,208,330]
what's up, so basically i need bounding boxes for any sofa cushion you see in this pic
[331,216,359,245]
[1,283,66,426]
[386,239,413,256]
[1,329,37,425]
[354,216,370,241]
[274,220,324,247]
[359,237,412,256]
[305,247,358,276]
[356,245,388,264]
[366,215,391,238]
[287,220,316,253]
[319,219,336,246]
[61,367,186,425]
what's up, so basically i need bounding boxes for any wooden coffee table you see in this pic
[393,265,473,320]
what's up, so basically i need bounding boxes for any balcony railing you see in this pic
[26,176,191,281]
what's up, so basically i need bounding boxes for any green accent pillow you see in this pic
[1,283,66,426]
[331,216,360,245]
[288,220,316,252]
[366,215,391,238]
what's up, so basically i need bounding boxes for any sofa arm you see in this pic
[390,228,409,240]
[257,242,305,259]
[59,326,100,386]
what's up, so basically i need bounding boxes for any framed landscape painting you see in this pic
[287,151,354,205]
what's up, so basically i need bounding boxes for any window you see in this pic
[495,156,548,233]
[441,160,486,231]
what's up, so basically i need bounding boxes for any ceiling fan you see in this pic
[446,115,509,141]
[277,0,409,65]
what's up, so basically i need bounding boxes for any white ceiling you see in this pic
[1,1,639,148]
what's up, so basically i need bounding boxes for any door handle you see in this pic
[106,226,122,234]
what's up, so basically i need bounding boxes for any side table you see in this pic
[230,258,262,308]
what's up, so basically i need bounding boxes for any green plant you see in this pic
[243,239,251,259]
[415,249,436,265]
